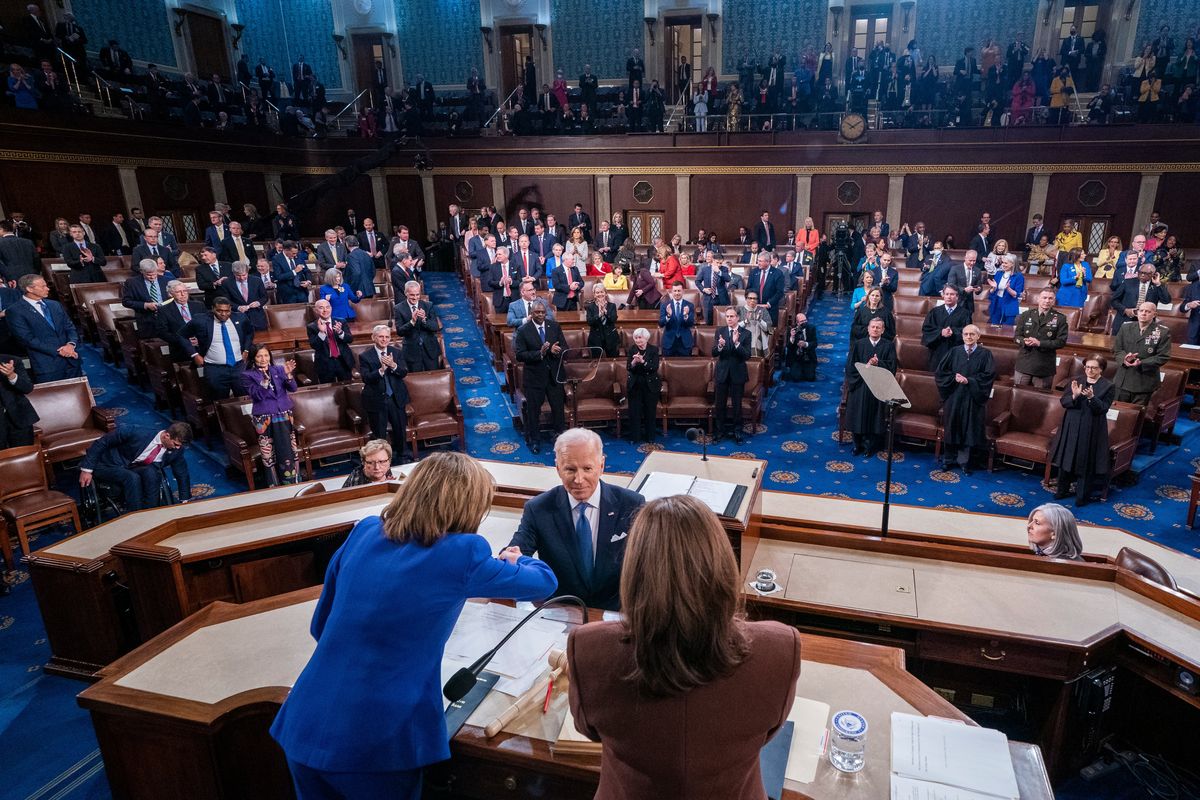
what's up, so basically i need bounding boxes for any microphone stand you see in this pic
[880,398,903,539]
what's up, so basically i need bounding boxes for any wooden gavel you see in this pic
[484,648,568,738]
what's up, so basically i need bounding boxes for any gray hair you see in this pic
[323,267,343,286]
[359,438,393,460]
[404,280,421,293]
[166,279,185,293]
[632,326,650,338]
[1002,253,1020,269]
[372,323,390,336]
[496,246,509,257]
[231,261,250,275]
[964,249,979,259]
[530,298,548,311]
[1029,503,1083,559]
[553,427,604,461]
[138,259,158,275]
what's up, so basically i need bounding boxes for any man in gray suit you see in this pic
[315,229,348,272]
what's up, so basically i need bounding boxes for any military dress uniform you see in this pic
[1012,308,1068,388]
[1113,319,1171,404]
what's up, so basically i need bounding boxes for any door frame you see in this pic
[177,4,234,80]
[347,27,398,105]
[498,23,535,104]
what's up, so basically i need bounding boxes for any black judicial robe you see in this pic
[849,303,895,344]
[844,337,897,436]
[936,345,995,448]
[920,304,971,371]
[1049,376,1114,475]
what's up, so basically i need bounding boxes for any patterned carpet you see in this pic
[1,271,1196,799]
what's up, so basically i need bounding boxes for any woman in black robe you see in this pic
[844,317,897,457]
[585,284,620,356]
[1050,356,1114,507]
[849,287,895,345]
[783,311,818,382]
[625,327,661,444]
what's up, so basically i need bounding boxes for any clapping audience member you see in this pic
[1050,357,1114,507]
[1056,248,1092,309]
[936,325,995,474]
[987,254,1025,325]
[242,345,300,486]
[625,328,660,444]
[586,284,620,357]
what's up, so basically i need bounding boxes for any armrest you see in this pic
[345,409,364,428]
[659,381,669,400]
[404,404,415,416]
[993,410,1012,436]
[91,407,118,431]
[292,421,307,436]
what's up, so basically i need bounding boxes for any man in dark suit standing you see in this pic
[1024,214,1045,252]
[0,354,38,449]
[754,210,776,252]
[920,285,972,371]
[747,252,785,326]
[568,203,592,242]
[98,213,134,256]
[307,299,354,383]
[357,325,409,461]
[316,229,348,273]
[658,281,696,357]
[255,59,276,99]
[7,275,82,383]
[79,422,193,511]
[179,297,253,399]
[515,300,567,453]
[63,223,106,284]
[292,56,314,102]
[1060,27,1083,74]
[204,210,231,250]
[24,4,55,61]
[505,428,643,610]
[131,228,178,276]
[99,39,133,80]
[482,246,517,314]
[194,247,231,308]
[713,308,753,444]
[967,224,992,261]
[122,259,173,340]
[0,220,39,285]
[343,236,376,300]
[157,281,205,360]
[222,261,269,331]
[946,249,985,314]
[1110,264,1171,334]
[271,242,313,305]
[218,221,256,265]
[903,222,931,269]
[551,253,585,312]
[394,279,442,372]
[360,218,386,270]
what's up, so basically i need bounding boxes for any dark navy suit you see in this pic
[746,266,786,324]
[80,425,190,510]
[344,248,376,298]
[271,253,313,304]
[121,274,173,339]
[6,297,81,382]
[270,517,556,792]
[221,274,270,330]
[509,481,644,610]
[658,297,696,356]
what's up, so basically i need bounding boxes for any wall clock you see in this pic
[354,0,373,15]
[839,112,867,143]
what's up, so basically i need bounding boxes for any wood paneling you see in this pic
[279,173,376,238]
[610,174,677,239]
[501,176,596,226]
[1043,172,1141,243]
[690,174,795,241]
[433,174,494,219]
[0,163,123,241]
[135,167,215,223]
[901,173,1033,247]
[386,175,427,240]
[1152,172,1200,247]
[222,171,270,219]
[810,174,891,231]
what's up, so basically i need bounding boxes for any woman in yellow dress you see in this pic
[1093,236,1123,280]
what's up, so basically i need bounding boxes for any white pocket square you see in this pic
[610,532,627,543]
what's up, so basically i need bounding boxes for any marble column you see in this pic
[421,173,437,235]
[675,174,690,241]
[886,174,904,229]
[794,173,812,230]
[370,171,391,234]
[1130,172,1161,242]
[118,166,143,214]
[595,174,611,226]
[208,170,228,207]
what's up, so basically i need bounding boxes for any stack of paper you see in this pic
[636,471,743,516]
[890,713,1019,800]
[552,704,602,756]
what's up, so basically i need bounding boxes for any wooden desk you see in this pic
[76,586,1051,800]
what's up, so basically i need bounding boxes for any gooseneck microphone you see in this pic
[686,426,709,461]
[442,595,589,703]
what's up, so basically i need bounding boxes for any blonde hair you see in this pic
[379,452,495,545]
[620,495,748,697]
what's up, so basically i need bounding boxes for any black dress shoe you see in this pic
[529,441,541,454]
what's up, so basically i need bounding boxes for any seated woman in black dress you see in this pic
[1026,502,1084,560]
[586,284,621,356]
[1049,356,1114,507]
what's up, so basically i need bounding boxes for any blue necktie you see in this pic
[575,503,593,578]
[220,321,236,366]
[537,325,545,343]
[38,301,54,330]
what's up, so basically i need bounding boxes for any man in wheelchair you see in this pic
[79,422,194,513]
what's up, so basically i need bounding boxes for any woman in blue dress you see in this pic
[319,267,357,320]
[988,253,1025,325]
[1055,247,1091,308]
[270,452,557,799]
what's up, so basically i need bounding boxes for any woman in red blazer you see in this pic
[795,216,820,255]
[567,495,801,800]
[657,245,683,287]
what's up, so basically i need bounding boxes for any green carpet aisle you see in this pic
[1,272,1195,799]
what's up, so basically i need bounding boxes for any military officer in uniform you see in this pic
[1113,301,1171,405]
[1012,288,1068,388]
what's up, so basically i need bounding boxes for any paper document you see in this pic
[890,775,1004,800]
[783,696,830,784]
[442,602,566,690]
[890,713,1018,800]
[636,471,742,516]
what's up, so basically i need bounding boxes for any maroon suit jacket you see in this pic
[567,620,801,800]
[626,267,662,308]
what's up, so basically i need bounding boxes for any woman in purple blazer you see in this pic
[568,495,801,799]
[241,345,299,485]
[271,453,557,799]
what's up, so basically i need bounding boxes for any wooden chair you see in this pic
[265,303,312,331]
[141,338,184,414]
[174,363,220,442]
[565,360,623,436]
[403,369,465,457]
[0,445,81,558]
[740,358,768,427]
[989,387,1064,479]
[1115,547,1177,591]
[216,397,262,490]
[1143,369,1186,451]
[27,378,117,476]
[353,297,394,324]
[895,370,943,457]
[1103,402,1144,499]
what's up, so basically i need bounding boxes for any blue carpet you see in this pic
[2,272,1195,798]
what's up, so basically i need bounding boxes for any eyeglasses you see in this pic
[1084,364,1102,370]
[364,458,392,467]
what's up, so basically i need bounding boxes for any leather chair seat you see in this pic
[666,397,710,415]
[303,429,362,451]
[896,414,939,438]
[994,431,1052,461]
[2,490,76,519]
[411,412,457,433]
[576,398,618,415]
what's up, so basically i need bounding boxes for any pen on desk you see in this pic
[542,676,555,713]
[751,467,759,478]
